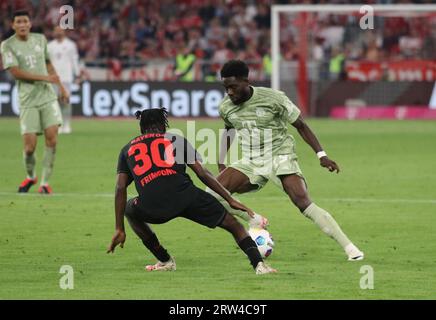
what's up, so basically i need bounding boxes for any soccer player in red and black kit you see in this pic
[107,108,276,275]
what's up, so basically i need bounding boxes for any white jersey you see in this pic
[47,37,79,83]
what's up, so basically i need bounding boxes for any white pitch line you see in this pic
[0,192,435,204]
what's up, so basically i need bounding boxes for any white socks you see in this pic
[303,202,352,250]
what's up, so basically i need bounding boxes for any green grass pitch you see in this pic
[0,118,435,299]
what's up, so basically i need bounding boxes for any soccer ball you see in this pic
[248,228,274,259]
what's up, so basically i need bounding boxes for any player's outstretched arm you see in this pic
[107,173,129,253]
[7,66,59,83]
[188,160,254,217]
[291,116,340,173]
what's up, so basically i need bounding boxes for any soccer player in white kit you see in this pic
[48,26,80,134]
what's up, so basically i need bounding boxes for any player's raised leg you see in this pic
[206,167,268,229]
[280,174,364,261]
[124,199,175,271]
[18,133,38,192]
[218,212,276,274]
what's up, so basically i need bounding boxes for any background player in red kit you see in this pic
[107,108,276,275]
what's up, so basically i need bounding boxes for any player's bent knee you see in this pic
[45,138,57,148]
[219,212,236,228]
[124,207,138,222]
[124,201,136,220]
[124,209,133,220]
[24,148,35,156]
[220,212,246,233]
[292,194,311,212]
[24,140,36,155]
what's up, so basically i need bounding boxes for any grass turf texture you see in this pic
[0,118,435,299]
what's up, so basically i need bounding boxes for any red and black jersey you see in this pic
[117,133,201,217]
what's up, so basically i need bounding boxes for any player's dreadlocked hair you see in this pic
[220,60,249,79]
[135,107,169,134]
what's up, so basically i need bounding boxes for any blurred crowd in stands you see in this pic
[0,0,435,80]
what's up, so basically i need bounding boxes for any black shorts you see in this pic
[125,187,226,228]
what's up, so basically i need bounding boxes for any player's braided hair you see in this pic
[220,60,249,78]
[135,107,169,134]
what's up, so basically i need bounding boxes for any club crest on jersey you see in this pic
[256,108,266,117]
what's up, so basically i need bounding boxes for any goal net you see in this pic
[271,4,436,116]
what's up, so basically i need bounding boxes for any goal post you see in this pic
[271,4,436,115]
